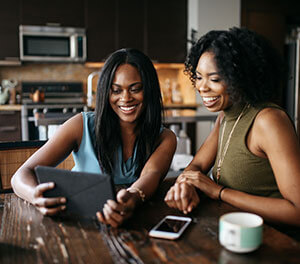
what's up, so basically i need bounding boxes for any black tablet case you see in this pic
[35,165,115,219]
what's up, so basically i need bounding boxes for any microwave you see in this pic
[19,25,87,62]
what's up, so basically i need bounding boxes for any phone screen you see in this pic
[155,218,189,233]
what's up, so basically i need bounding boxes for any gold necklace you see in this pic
[216,104,250,184]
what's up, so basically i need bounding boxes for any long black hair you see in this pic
[94,48,163,176]
[185,27,283,105]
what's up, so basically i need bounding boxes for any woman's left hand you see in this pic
[96,189,139,227]
[179,170,223,200]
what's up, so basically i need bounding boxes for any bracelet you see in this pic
[126,187,146,202]
[218,186,227,201]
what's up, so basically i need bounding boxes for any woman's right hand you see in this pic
[32,182,66,216]
[164,181,200,214]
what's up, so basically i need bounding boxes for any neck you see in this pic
[223,102,248,121]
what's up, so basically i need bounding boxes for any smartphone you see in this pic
[149,215,192,240]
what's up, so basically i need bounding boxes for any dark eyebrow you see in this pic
[111,82,142,87]
[196,71,220,76]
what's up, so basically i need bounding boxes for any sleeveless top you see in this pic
[212,102,285,198]
[72,112,160,185]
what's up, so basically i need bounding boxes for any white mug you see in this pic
[219,212,263,253]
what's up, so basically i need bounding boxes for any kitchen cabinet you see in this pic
[0,110,22,142]
[118,0,145,52]
[20,0,85,27]
[85,0,187,63]
[84,0,117,62]
[146,0,187,63]
[0,1,20,61]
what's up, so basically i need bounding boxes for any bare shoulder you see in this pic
[160,127,177,143]
[253,107,297,151]
[255,107,294,132]
[50,113,84,151]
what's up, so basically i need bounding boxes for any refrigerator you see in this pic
[285,28,300,134]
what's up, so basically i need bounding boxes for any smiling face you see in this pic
[195,52,232,112]
[109,63,144,125]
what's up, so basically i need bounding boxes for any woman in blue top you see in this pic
[11,48,177,227]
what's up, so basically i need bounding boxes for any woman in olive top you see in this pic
[165,27,300,229]
[11,48,176,227]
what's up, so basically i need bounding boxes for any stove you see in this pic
[21,82,87,140]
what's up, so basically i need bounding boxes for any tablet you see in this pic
[35,165,116,219]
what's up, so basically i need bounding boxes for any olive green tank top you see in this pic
[212,102,283,198]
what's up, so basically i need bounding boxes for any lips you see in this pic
[201,96,220,107]
[119,104,138,113]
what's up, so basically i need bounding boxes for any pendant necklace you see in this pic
[216,104,250,184]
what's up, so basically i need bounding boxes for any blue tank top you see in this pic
[72,112,160,185]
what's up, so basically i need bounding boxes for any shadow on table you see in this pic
[0,243,37,262]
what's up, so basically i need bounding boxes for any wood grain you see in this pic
[0,179,300,263]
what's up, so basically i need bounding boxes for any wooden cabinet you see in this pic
[0,111,22,141]
[241,0,300,106]
[118,0,145,52]
[0,1,20,60]
[0,0,187,63]
[84,0,117,62]
[146,0,187,63]
[20,0,85,27]
[85,0,187,63]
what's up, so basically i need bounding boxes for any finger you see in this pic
[180,183,191,213]
[164,188,176,208]
[34,197,66,208]
[38,205,66,216]
[103,204,123,227]
[103,208,120,227]
[34,182,55,198]
[174,183,183,211]
[116,189,131,204]
[106,199,126,215]
[96,211,108,225]
[187,189,200,213]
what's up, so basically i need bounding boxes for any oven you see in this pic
[21,82,87,141]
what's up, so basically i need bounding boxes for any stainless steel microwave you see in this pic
[19,25,87,62]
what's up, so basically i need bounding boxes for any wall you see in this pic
[188,0,241,149]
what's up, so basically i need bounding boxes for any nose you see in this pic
[196,79,209,93]
[120,90,132,102]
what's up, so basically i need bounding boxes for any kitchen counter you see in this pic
[0,140,46,150]
[0,104,22,111]
[164,109,217,123]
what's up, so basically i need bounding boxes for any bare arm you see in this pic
[165,114,223,212]
[11,114,82,213]
[219,108,300,226]
[130,128,177,199]
[98,128,177,227]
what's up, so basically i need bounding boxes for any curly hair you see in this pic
[184,27,284,105]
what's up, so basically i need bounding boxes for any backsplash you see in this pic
[0,63,195,106]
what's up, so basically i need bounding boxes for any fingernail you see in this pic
[61,205,66,210]
[49,182,54,188]
[60,198,66,203]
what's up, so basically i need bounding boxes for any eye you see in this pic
[130,85,143,93]
[195,75,202,81]
[111,87,121,94]
[211,78,220,82]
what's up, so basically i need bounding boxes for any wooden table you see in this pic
[1,179,300,263]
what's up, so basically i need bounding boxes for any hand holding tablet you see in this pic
[35,166,116,219]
